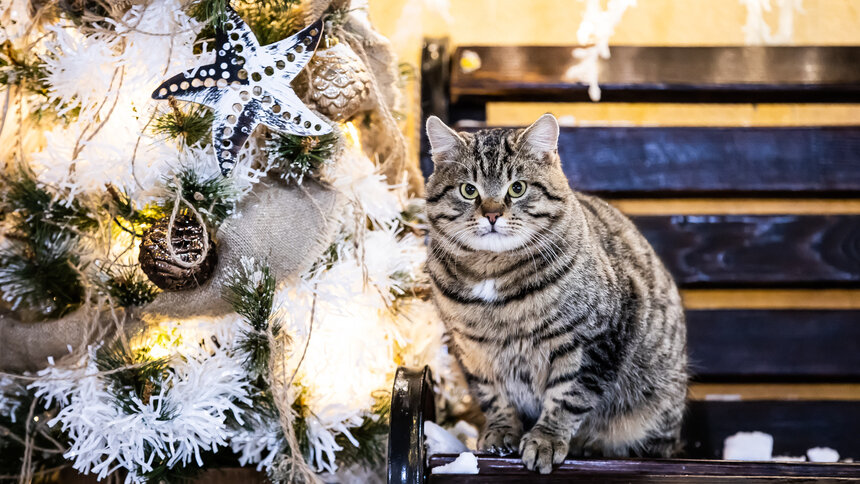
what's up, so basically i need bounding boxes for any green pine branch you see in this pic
[3,168,97,236]
[106,185,164,237]
[162,166,236,227]
[267,132,338,184]
[188,0,302,46]
[0,169,96,317]
[187,0,229,28]
[102,267,159,308]
[151,99,214,147]
[223,260,280,381]
[0,228,85,317]
[0,381,68,479]
[94,337,173,418]
[332,391,391,468]
[0,42,50,97]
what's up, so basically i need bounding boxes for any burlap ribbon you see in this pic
[0,179,343,372]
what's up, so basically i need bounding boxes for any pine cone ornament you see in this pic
[139,214,217,291]
[303,41,373,121]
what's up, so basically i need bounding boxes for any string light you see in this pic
[341,121,363,151]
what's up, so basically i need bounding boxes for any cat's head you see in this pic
[425,114,570,253]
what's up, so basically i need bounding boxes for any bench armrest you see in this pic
[388,366,436,484]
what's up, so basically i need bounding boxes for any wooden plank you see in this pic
[686,310,860,380]
[689,384,860,401]
[452,126,860,196]
[556,127,860,196]
[611,199,860,216]
[59,468,267,483]
[428,455,860,483]
[629,215,860,287]
[684,400,860,460]
[486,103,860,127]
[450,46,860,105]
[681,290,860,310]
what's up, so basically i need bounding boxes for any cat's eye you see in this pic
[508,181,527,198]
[459,183,479,200]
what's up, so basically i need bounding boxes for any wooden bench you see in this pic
[389,42,860,482]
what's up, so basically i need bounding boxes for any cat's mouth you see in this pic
[478,224,508,236]
[468,228,526,252]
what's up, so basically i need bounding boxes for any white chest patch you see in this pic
[472,279,498,301]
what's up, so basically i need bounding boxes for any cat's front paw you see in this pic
[478,426,522,456]
[519,428,569,474]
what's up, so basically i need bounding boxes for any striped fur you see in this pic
[425,115,688,474]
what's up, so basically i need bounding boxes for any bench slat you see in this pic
[684,400,860,460]
[687,311,860,380]
[440,126,860,196]
[557,127,860,196]
[632,215,860,287]
[427,455,860,483]
[450,46,860,104]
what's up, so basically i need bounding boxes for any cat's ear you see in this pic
[519,113,559,156]
[426,116,463,165]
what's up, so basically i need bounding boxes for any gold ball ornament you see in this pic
[138,214,218,291]
[304,41,373,121]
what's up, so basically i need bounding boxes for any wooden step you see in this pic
[427,455,860,483]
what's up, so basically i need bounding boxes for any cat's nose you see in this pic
[485,212,500,224]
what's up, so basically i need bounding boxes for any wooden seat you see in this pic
[392,42,860,482]
[388,367,860,483]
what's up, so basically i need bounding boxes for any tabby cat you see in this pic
[424,114,688,474]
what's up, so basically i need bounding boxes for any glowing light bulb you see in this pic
[148,343,171,360]
[341,121,363,151]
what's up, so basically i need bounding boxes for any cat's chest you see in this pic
[455,326,548,380]
[470,279,499,302]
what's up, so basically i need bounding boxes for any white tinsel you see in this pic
[0,375,25,423]
[32,0,220,198]
[0,0,34,43]
[564,0,637,102]
[322,145,402,224]
[30,325,250,483]
[740,0,803,45]
[229,416,282,470]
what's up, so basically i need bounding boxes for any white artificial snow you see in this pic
[723,431,773,461]
[452,421,480,451]
[431,452,479,475]
[807,447,840,463]
[772,455,806,462]
[425,421,469,456]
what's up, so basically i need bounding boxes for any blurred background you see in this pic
[369,0,860,129]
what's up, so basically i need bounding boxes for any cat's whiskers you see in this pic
[531,230,564,262]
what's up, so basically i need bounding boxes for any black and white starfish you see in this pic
[152,7,331,175]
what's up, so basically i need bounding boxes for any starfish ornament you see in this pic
[153,7,332,175]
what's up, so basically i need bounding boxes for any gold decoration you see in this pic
[304,40,373,121]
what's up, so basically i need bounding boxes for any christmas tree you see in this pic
[0,0,456,481]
